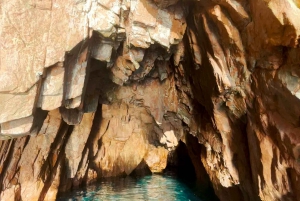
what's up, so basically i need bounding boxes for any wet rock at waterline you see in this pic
[1,0,300,200]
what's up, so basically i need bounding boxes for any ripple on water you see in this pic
[57,172,207,201]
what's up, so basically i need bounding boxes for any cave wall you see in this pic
[0,0,300,200]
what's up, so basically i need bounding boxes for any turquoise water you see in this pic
[57,172,215,201]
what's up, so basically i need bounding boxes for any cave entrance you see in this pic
[167,134,219,201]
[167,140,197,180]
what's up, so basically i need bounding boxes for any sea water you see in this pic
[57,171,217,201]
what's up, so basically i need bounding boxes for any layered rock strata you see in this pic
[0,0,300,201]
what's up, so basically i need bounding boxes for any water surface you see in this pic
[57,171,216,201]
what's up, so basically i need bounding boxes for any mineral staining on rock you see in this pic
[0,0,300,201]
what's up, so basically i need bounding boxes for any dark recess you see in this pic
[167,137,219,201]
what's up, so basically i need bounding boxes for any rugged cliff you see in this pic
[0,0,300,200]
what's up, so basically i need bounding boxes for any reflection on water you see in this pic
[57,171,211,201]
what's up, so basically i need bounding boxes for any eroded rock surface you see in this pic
[0,0,300,201]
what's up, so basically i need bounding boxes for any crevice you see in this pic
[38,124,74,201]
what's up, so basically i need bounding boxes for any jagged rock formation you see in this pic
[0,0,300,200]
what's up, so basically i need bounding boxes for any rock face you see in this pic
[0,0,300,200]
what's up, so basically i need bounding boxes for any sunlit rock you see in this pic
[144,145,168,172]
[0,0,300,200]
